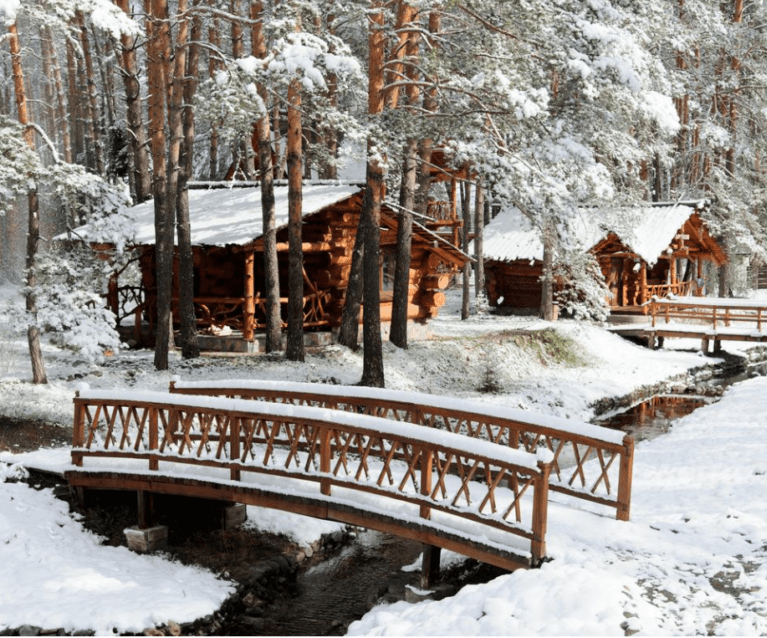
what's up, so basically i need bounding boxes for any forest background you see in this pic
[2,0,767,386]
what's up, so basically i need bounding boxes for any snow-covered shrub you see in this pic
[3,244,122,363]
[553,252,610,322]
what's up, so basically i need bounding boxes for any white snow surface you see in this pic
[484,202,704,267]
[1,283,766,634]
[77,183,362,247]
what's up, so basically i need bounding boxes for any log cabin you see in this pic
[96,182,468,346]
[483,200,727,316]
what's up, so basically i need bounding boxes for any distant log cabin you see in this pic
[95,182,468,346]
[483,200,727,316]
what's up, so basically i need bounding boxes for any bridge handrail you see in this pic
[649,296,767,331]
[169,379,634,521]
[72,389,551,567]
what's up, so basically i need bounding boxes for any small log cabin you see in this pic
[101,182,468,345]
[483,200,727,315]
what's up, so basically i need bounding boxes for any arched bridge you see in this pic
[168,379,634,521]
[66,389,554,573]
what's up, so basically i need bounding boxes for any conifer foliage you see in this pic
[2,0,767,382]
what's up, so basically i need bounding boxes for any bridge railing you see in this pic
[649,296,767,331]
[72,389,551,568]
[169,380,634,521]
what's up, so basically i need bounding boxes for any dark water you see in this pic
[594,394,709,441]
[267,530,424,636]
[593,362,767,441]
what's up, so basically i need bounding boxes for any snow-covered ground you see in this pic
[1,283,766,635]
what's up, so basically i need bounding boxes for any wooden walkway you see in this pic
[66,389,553,572]
[169,380,635,521]
[609,296,767,352]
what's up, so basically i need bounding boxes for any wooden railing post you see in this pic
[230,416,241,482]
[419,446,432,520]
[616,435,634,521]
[149,407,158,471]
[320,426,331,496]
[531,460,550,564]
[72,393,84,467]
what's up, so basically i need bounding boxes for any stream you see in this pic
[246,356,767,636]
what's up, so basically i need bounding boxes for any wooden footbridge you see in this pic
[66,383,634,581]
[610,296,767,353]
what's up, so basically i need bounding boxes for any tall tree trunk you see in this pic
[461,178,471,320]
[473,179,485,300]
[337,214,365,349]
[540,224,555,321]
[251,0,282,352]
[175,0,200,359]
[208,2,221,180]
[360,0,386,388]
[77,11,105,175]
[285,79,305,362]
[389,137,416,348]
[389,1,418,349]
[42,26,72,165]
[147,0,174,370]
[66,40,86,174]
[8,22,47,383]
[115,0,151,202]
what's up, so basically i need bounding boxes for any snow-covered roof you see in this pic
[87,183,361,247]
[614,203,700,266]
[483,207,603,263]
[484,201,709,267]
[131,183,361,246]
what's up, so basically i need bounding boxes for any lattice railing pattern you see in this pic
[170,382,634,521]
[72,393,550,563]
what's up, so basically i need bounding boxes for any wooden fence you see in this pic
[169,380,634,521]
[69,389,552,570]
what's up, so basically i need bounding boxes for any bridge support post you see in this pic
[701,337,709,354]
[137,490,155,529]
[713,339,722,354]
[127,490,168,553]
[420,544,441,589]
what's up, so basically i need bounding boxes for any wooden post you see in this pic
[701,337,709,354]
[72,393,85,467]
[530,460,550,564]
[320,427,331,496]
[149,407,158,471]
[137,490,154,529]
[243,250,255,341]
[419,446,432,520]
[230,416,241,481]
[450,178,459,247]
[639,262,647,305]
[616,436,634,521]
[420,544,441,589]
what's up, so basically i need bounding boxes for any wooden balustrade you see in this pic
[169,380,634,521]
[649,297,767,331]
[70,389,551,569]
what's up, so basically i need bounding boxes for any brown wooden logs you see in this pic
[421,273,452,290]
[420,291,446,308]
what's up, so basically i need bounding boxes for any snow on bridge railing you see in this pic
[170,379,635,521]
[71,388,552,569]
[649,296,767,331]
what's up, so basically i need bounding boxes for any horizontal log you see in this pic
[421,273,452,290]
[420,291,446,308]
